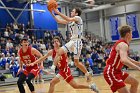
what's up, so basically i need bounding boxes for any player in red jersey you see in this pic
[103,25,140,93]
[17,37,43,93]
[28,36,99,93]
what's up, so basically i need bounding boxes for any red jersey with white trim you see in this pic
[52,49,68,71]
[106,39,129,71]
[52,49,73,83]
[19,46,38,69]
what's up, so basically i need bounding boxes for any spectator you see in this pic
[6,38,13,49]
[86,54,94,74]
[0,53,7,69]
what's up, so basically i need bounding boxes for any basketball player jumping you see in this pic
[104,25,140,93]
[28,36,99,93]
[51,7,92,82]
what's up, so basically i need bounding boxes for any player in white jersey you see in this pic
[51,7,92,82]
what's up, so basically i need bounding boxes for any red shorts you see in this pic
[56,67,73,83]
[23,66,39,77]
[103,65,129,92]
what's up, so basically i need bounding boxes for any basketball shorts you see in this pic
[56,67,73,83]
[103,65,129,92]
[23,66,39,77]
[62,39,82,59]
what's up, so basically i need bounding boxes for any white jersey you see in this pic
[68,16,83,39]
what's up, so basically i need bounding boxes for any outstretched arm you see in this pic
[17,52,23,75]
[28,50,53,66]
[18,51,23,69]
[32,48,43,58]
[117,42,140,70]
[128,57,140,66]
[19,58,23,70]
[51,12,68,24]
[51,48,65,69]
[53,9,78,22]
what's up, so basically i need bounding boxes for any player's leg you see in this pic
[32,76,36,84]
[104,67,129,93]
[74,59,88,75]
[61,67,98,93]
[26,68,39,93]
[74,58,91,82]
[69,79,90,89]
[39,69,44,82]
[73,40,91,82]
[48,76,60,93]
[17,73,26,93]
[62,40,91,81]
[62,40,87,74]
[26,73,36,93]
[124,75,139,93]
[68,78,99,93]
[117,87,130,93]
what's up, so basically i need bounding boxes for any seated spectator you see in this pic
[9,56,19,77]
[86,54,94,74]
[4,28,9,39]
[6,38,13,49]
[0,53,7,69]
[5,53,11,70]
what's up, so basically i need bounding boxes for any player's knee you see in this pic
[131,78,139,87]
[74,60,79,66]
[17,79,24,85]
[133,79,139,86]
[50,80,56,86]
[26,78,32,84]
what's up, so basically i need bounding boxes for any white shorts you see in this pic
[62,39,82,59]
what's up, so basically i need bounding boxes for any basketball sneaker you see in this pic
[90,83,99,93]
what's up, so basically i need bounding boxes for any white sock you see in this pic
[85,72,89,76]
[89,85,91,89]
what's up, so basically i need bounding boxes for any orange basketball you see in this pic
[47,0,58,12]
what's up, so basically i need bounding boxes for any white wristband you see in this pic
[51,65,56,70]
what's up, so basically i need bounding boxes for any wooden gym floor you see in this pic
[0,70,139,93]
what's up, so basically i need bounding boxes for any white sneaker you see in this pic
[90,83,99,93]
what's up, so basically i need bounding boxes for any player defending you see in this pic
[51,7,92,82]
[104,25,140,93]
[17,37,43,93]
[28,36,99,93]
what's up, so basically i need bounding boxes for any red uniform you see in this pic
[52,49,73,83]
[103,39,129,92]
[19,46,39,76]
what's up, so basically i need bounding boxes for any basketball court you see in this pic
[0,0,140,93]
[0,70,139,93]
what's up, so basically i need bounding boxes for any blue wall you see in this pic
[0,4,13,28]
[110,17,120,41]
[33,3,57,30]
[0,0,30,28]
[0,1,57,31]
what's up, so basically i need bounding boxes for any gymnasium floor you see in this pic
[0,70,139,93]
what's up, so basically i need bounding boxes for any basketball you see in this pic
[47,0,58,12]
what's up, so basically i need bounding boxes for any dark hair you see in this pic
[20,37,28,43]
[119,25,132,38]
[74,7,82,16]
